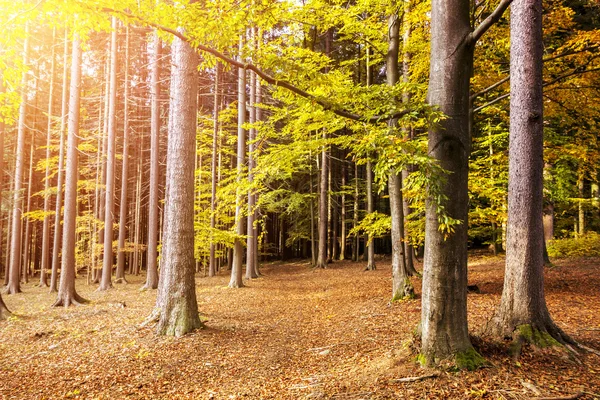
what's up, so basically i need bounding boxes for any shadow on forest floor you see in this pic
[1,255,599,399]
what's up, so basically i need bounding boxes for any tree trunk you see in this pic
[116,24,131,284]
[420,0,477,366]
[230,36,246,288]
[316,137,328,268]
[578,178,585,236]
[340,158,346,261]
[489,0,572,348]
[143,30,161,290]
[53,36,87,307]
[209,64,220,278]
[22,135,35,284]
[7,26,30,295]
[99,17,119,291]
[365,160,375,270]
[246,65,258,280]
[154,29,202,336]
[387,13,413,300]
[39,27,57,288]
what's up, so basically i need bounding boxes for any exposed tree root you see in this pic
[0,298,11,320]
[392,373,439,383]
[391,278,415,302]
[114,277,129,284]
[51,292,89,308]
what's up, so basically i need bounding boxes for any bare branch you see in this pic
[469,0,512,45]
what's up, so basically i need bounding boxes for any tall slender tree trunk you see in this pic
[245,64,258,280]
[340,159,346,261]
[229,36,246,288]
[40,27,57,288]
[7,27,30,295]
[99,17,119,291]
[153,28,202,336]
[209,64,220,277]
[0,81,9,318]
[53,36,87,307]
[365,160,375,270]
[489,0,572,347]
[316,136,328,268]
[143,30,162,290]
[353,161,359,261]
[387,13,413,300]
[22,135,35,283]
[116,25,131,284]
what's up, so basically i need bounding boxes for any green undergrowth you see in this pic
[547,233,600,258]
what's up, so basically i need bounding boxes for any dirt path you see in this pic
[1,257,599,399]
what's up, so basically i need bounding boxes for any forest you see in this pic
[0,0,599,398]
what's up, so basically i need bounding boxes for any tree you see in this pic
[420,0,511,367]
[153,29,202,336]
[143,28,161,290]
[52,35,87,307]
[489,0,572,348]
[50,30,69,293]
[6,25,30,295]
[99,16,119,291]
[229,36,246,288]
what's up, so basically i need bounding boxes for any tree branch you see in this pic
[98,6,410,124]
[469,0,513,45]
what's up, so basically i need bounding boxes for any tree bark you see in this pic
[489,0,571,346]
[387,13,413,300]
[420,0,477,366]
[209,64,220,278]
[143,30,162,290]
[365,160,376,270]
[39,27,57,288]
[99,16,119,291]
[154,29,202,336]
[53,36,88,307]
[116,24,131,284]
[316,137,328,268]
[230,36,246,288]
[246,65,258,280]
[6,26,30,295]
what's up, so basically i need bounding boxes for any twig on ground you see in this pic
[392,373,440,383]
[532,392,584,400]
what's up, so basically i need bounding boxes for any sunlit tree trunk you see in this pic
[316,137,328,269]
[365,160,375,270]
[153,29,202,336]
[490,0,572,346]
[22,135,35,283]
[209,64,220,277]
[99,17,119,291]
[143,30,162,290]
[116,25,131,284]
[39,27,57,288]
[53,36,87,307]
[246,64,258,280]
[7,26,30,295]
[230,36,246,288]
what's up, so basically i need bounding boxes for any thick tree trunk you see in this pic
[116,25,130,284]
[53,36,87,307]
[143,30,161,290]
[99,17,119,291]
[420,0,477,366]
[40,28,56,288]
[489,0,571,347]
[6,28,30,295]
[229,36,246,288]
[154,30,202,336]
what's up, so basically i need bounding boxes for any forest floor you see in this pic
[1,255,599,399]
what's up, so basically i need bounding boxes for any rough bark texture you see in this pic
[53,37,87,307]
[489,0,571,346]
[420,0,477,366]
[229,37,246,288]
[50,31,69,293]
[99,17,119,291]
[143,31,161,290]
[154,31,202,337]
[7,28,29,295]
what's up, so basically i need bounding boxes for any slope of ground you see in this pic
[0,256,599,399]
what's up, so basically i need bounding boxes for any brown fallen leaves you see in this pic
[0,255,599,399]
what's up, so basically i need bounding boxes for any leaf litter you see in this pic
[0,255,599,399]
